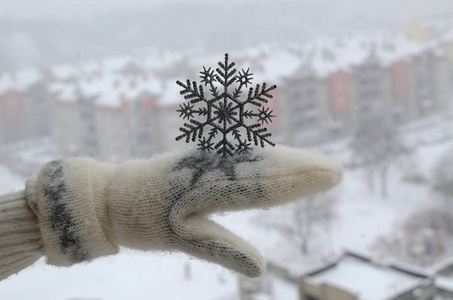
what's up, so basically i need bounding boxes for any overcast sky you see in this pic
[0,0,452,20]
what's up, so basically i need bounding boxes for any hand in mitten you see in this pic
[0,145,342,281]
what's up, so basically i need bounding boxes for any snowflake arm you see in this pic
[257,107,275,125]
[246,124,275,148]
[215,54,237,90]
[232,68,253,99]
[246,83,277,106]
[200,67,219,97]
[197,137,214,152]
[176,120,205,143]
[176,103,195,120]
[176,80,206,104]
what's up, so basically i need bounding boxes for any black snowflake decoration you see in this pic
[176,53,276,156]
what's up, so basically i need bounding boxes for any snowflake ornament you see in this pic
[176,53,277,156]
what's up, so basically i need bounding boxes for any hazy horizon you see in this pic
[1,0,452,69]
[1,0,452,22]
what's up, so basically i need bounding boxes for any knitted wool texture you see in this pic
[0,145,343,280]
[0,191,43,280]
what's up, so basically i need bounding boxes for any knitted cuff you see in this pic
[0,190,43,281]
[25,158,119,267]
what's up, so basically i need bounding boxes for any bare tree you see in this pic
[372,208,453,267]
[350,119,409,199]
[257,193,337,255]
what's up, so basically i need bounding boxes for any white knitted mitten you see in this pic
[0,145,342,280]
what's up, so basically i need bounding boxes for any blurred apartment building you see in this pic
[0,69,52,144]
[50,35,452,159]
[278,35,452,147]
[0,20,452,161]
[51,71,162,160]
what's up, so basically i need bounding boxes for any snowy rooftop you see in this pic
[279,34,427,79]
[50,48,183,83]
[177,35,427,86]
[157,48,300,108]
[158,79,184,107]
[305,254,428,300]
[258,49,302,84]
[95,75,161,108]
[436,276,453,293]
[0,69,42,94]
[51,64,81,81]
[47,33,435,105]
[51,73,162,107]
[432,258,453,293]
[49,82,78,103]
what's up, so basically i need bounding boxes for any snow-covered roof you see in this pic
[257,50,302,84]
[158,79,183,107]
[46,32,441,109]
[431,256,453,275]
[436,276,453,293]
[78,74,162,108]
[49,82,78,103]
[50,72,162,107]
[182,44,300,85]
[288,34,427,78]
[305,255,428,300]
[51,64,81,81]
[432,258,453,293]
[78,60,102,77]
[0,69,42,94]
[51,49,185,84]
[371,35,426,66]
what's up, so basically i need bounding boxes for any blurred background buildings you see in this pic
[0,17,452,174]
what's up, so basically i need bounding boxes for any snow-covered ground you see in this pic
[1,252,238,300]
[1,116,453,300]
[0,164,24,193]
